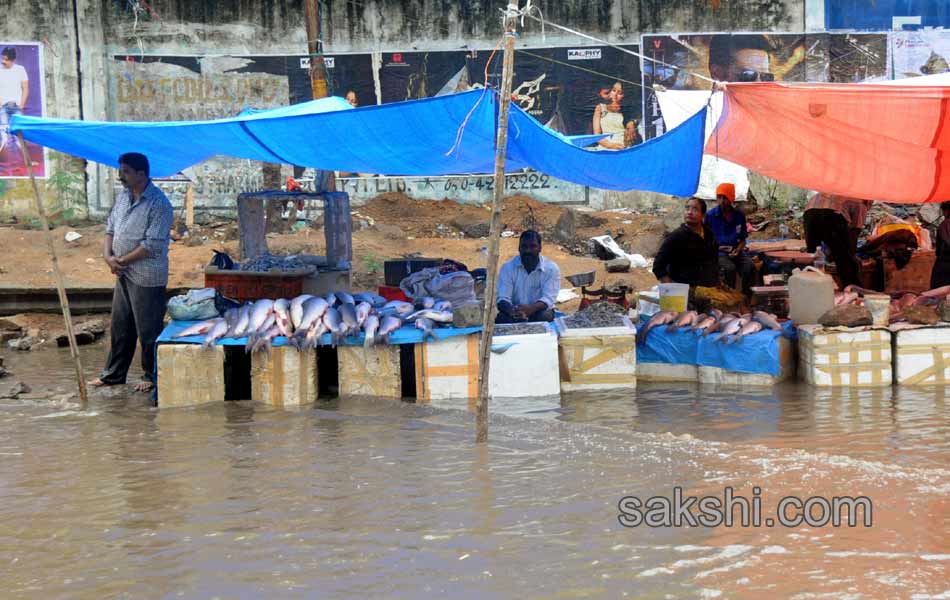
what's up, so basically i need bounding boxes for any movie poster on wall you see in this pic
[641,33,824,139]
[292,53,376,107]
[464,45,642,148]
[891,30,950,80]
[0,42,45,178]
[378,51,469,103]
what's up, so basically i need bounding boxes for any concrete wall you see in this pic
[0,0,807,220]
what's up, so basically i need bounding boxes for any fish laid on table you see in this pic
[225,304,251,338]
[289,294,314,329]
[354,302,372,327]
[297,297,329,332]
[378,315,403,345]
[248,299,275,333]
[251,324,280,354]
[202,319,229,349]
[751,310,783,331]
[692,315,717,335]
[353,293,387,307]
[415,317,437,342]
[335,291,355,306]
[405,309,453,323]
[173,318,224,339]
[729,320,763,344]
[636,310,677,346]
[666,310,698,332]
[379,301,414,316]
[273,298,292,337]
[362,314,380,348]
[323,307,344,346]
[715,317,748,343]
[246,313,276,352]
[338,302,360,337]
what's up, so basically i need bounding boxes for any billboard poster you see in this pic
[0,42,44,178]
[828,34,889,83]
[642,33,829,139]
[465,45,642,148]
[379,51,469,103]
[891,30,950,80]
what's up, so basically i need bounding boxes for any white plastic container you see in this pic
[892,323,950,385]
[798,325,892,387]
[658,282,689,313]
[556,317,637,391]
[414,334,479,400]
[788,266,835,325]
[489,323,560,398]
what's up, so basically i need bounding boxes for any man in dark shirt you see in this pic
[705,182,755,294]
[653,197,720,287]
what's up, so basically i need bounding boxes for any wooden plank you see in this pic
[185,183,194,229]
[157,344,225,408]
[338,345,401,398]
[251,346,318,407]
[237,193,267,261]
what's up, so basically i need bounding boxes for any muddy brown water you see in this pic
[0,343,947,598]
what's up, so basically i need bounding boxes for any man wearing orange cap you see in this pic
[704,182,754,294]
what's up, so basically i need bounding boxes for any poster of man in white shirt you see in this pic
[0,43,45,178]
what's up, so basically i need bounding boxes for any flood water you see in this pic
[0,343,947,598]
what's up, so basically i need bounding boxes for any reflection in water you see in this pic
[0,346,946,598]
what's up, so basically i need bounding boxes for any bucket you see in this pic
[658,282,689,312]
[865,294,891,327]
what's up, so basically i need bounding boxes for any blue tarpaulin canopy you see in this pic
[12,89,706,195]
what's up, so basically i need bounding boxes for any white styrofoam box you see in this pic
[556,317,636,391]
[698,337,795,387]
[415,333,479,401]
[798,325,892,387]
[637,361,698,383]
[892,323,950,385]
[489,323,560,398]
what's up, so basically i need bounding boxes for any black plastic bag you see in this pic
[210,250,235,270]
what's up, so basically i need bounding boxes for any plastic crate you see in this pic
[205,266,314,303]
[379,285,410,302]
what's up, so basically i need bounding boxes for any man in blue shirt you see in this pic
[496,230,561,323]
[704,182,755,295]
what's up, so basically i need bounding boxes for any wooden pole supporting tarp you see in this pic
[475,2,520,443]
[17,132,88,408]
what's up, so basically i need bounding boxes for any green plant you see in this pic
[45,154,86,225]
[362,252,382,274]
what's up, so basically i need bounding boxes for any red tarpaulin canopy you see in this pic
[707,82,950,204]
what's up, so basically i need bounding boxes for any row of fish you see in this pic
[173,291,454,352]
[636,309,783,347]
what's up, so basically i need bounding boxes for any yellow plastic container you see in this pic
[658,282,689,312]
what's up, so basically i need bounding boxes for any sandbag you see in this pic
[167,288,220,321]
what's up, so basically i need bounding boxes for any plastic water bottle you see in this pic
[814,247,826,273]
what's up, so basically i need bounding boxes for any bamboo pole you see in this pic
[17,132,88,408]
[475,2,519,443]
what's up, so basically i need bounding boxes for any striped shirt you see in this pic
[805,193,872,229]
[106,181,174,287]
[497,255,561,309]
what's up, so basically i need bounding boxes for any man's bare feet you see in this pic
[134,381,154,393]
[88,378,108,387]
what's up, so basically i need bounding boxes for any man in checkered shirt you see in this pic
[90,153,173,393]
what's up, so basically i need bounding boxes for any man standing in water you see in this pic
[90,153,173,393]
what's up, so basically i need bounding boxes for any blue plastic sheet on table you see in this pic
[635,321,701,365]
[696,321,796,376]
[157,320,481,347]
[636,316,796,375]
